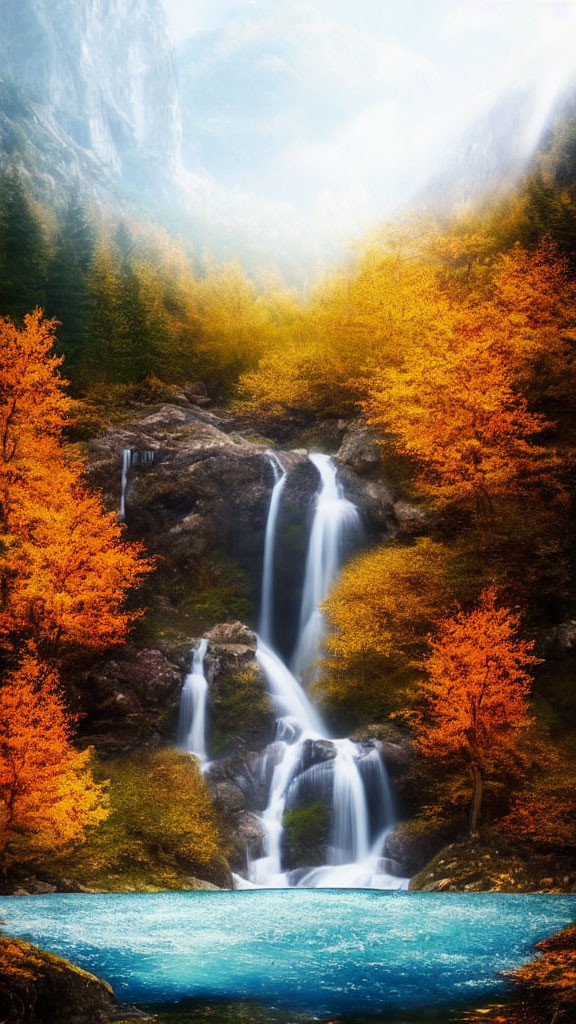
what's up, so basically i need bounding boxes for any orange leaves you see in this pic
[0,313,151,655]
[415,590,537,833]
[0,652,108,864]
[418,589,536,762]
[364,301,552,512]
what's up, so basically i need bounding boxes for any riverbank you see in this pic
[0,935,141,1023]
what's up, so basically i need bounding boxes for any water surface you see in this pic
[0,890,573,1017]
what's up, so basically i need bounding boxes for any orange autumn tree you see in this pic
[0,652,107,866]
[364,306,551,515]
[0,312,151,655]
[415,589,537,837]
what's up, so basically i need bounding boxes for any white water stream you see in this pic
[258,452,287,648]
[292,453,361,685]
[120,449,155,520]
[177,638,209,762]
[177,450,406,889]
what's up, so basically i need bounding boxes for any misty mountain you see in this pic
[0,0,181,202]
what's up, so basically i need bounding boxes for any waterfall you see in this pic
[292,453,361,684]
[119,449,131,520]
[174,446,406,889]
[178,639,209,762]
[247,642,405,889]
[258,452,287,648]
[119,449,155,520]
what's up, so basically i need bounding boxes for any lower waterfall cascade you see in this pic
[177,450,407,889]
[178,638,209,763]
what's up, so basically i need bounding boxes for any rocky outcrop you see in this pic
[0,937,143,1023]
[203,624,274,757]
[77,648,182,756]
[410,836,576,893]
[86,403,311,591]
[205,753,267,869]
[384,820,446,877]
[392,500,431,538]
[337,418,382,476]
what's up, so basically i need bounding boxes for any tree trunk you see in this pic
[469,763,483,838]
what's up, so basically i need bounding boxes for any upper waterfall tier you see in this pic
[292,453,362,684]
[258,453,287,648]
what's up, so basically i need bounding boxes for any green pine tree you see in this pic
[0,169,47,321]
[45,194,95,379]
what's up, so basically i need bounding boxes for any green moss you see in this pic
[210,667,273,757]
[282,802,330,868]
[138,555,253,652]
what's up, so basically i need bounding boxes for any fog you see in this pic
[164,0,576,232]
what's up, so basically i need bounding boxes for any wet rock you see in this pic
[229,812,265,870]
[299,738,337,772]
[337,464,395,535]
[281,802,331,871]
[205,750,268,809]
[351,723,415,779]
[384,821,446,876]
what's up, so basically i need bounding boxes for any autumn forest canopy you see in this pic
[2,87,576,915]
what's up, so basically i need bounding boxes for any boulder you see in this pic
[350,723,415,778]
[393,500,431,537]
[299,738,337,772]
[205,750,266,806]
[337,418,382,476]
[0,937,142,1023]
[212,781,246,816]
[385,821,446,876]
[206,622,257,649]
[228,812,265,870]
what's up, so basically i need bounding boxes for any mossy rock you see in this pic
[209,666,274,757]
[282,802,331,870]
[0,936,126,1023]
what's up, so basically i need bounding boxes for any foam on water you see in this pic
[0,891,574,1015]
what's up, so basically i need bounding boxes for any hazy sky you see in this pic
[162,1,576,261]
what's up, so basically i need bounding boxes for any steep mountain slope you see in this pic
[0,0,181,200]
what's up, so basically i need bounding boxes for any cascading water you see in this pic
[246,641,405,889]
[119,449,131,520]
[292,453,361,684]
[119,449,155,520]
[243,452,405,890]
[178,448,406,889]
[178,639,209,762]
[258,452,287,648]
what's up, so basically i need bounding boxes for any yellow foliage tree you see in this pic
[0,653,108,866]
[319,539,451,720]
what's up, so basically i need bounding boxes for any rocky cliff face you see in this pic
[0,0,181,195]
